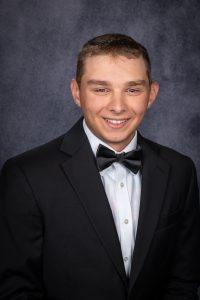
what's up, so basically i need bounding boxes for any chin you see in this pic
[104,138,129,147]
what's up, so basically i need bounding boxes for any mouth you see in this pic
[103,118,130,128]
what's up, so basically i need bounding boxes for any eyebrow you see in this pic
[87,80,110,86]
[125,80,146,86]
[86,80,146,86]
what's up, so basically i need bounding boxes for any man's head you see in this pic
[70,33,159,151]
[76,33,152,87]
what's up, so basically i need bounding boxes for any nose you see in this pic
[108,91,126,114]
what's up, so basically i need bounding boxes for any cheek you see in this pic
[80,102,100,119]
[130,101,148,115]
[81,99,104,115]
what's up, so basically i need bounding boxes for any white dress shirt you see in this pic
[83,119,142,276]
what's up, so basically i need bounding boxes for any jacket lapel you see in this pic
[60,119,127,287]
[129,133,171,291]
[59,120,171,290]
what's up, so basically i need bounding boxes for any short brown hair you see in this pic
[76,33,151,86]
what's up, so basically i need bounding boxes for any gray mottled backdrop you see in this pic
[0,0,200,178]
[0,0,200,296]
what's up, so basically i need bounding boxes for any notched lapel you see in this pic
[60,120,127,287]
[129,135,171,291]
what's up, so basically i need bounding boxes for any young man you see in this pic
[0,34,200,300]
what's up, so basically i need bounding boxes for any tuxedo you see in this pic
[0,118,200,300]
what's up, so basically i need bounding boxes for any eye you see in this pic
[94,88,109,94]
[126,88,139,94]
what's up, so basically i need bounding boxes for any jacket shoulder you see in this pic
[2,118,84,172]
[141,135,195,170]
[2,134,66,172]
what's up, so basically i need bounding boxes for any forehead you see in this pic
[82,54,148,82]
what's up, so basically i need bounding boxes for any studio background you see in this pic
[0,0,200,297]
[0,1,200,182]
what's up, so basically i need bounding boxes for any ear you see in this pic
[70,79,81,107]
[147,81,159,109]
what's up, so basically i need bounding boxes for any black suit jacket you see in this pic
[0,118,200,300]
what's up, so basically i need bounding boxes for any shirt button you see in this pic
[120,182,124,187]
[124,257,128,262]
[124,219,129,224]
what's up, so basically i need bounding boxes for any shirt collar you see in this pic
[83,119,138,156]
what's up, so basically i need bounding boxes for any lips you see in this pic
[103,118,130,128]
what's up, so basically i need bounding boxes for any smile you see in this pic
[103,118,130,129]
[104,118,129,124]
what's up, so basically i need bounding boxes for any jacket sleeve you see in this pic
[0,159,45,299]
[162,159,200,300]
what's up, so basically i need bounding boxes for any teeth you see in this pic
[106,119,127,124]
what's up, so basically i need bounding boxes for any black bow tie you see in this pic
[96,144,142,174]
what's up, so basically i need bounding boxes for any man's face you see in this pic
[70,54,159,151]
